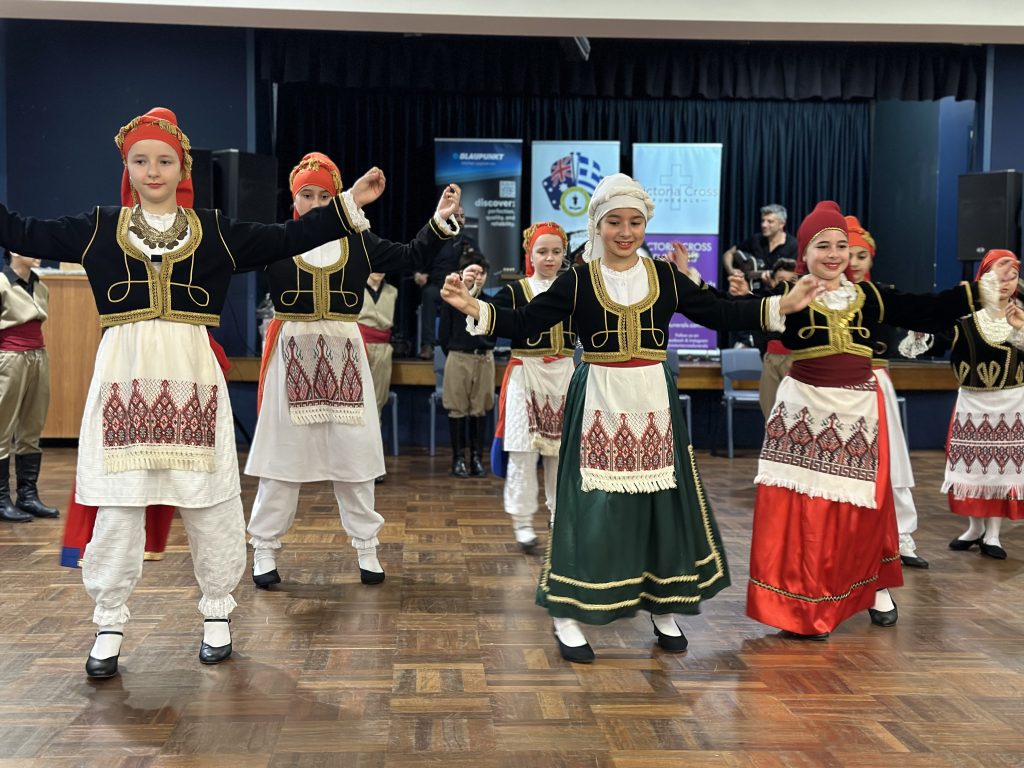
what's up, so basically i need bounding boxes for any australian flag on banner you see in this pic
[541,152,603,210]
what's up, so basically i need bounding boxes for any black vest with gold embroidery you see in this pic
[266,218,453,322]
[494,278,575,358]
[777,280,980,364]
[948,314,1024,390]
[482,258,771,364]
[0,198,359,328]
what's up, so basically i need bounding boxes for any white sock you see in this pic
[253,547,277,576]
[983,517,1003,547]
[356,546,383,573]
[203,619,231,648]
[872,588,895,612]
[90,624,124,660]
[960,517,985,541]
[898,533,917,557]
[553,617,589,647]
[652,613,682,636]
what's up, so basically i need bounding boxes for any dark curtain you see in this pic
[274,85,869,256]
[273,85,869,345]
[260,32,983,102]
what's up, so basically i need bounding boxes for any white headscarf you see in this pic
[581,173,656,263]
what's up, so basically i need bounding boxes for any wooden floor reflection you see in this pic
[1,446,1022,766]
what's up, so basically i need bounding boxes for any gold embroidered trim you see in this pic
[333,195,355,234]
[788,283,873,361]
[214,211,236,270]
[275,240,357,320]
[81,207,101,265]
[511,278,574,357]
[428,216,456,241]
[288,155,343,196]
[103,207,212,327]
[582,258,665,363]
[749,554,899,604]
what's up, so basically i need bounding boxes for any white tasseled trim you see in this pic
[531,435,562,457]
[104,450,215,474]
[978,271,1000,313]
[467,302,491,336]
[581,466,677,494]
[755,475,877,510]
[940,480,1024,500]
[289,405,363,426]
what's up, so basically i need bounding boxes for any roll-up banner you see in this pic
[434,138,523,283]
[530,141,620,256]
[633,143,723,354]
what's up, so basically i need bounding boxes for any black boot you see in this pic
[449,417,469,477]
[468,416,486,476]
[15,453,59,518]
[0,457,33,522]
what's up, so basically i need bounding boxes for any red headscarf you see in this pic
[844,215,876,282]
[115,107,194,207]
[522,221,568,277]
[795,201,848,275]
[289,152,342,219]
[975,249,1020,279]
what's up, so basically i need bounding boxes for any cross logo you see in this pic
[658,165,692,211]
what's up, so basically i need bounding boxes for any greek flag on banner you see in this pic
[633,144,723,354]
[531,141,620,253]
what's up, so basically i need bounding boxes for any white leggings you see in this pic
[504,451,559,524]
[247,477,384,550]
[82,496,246,626]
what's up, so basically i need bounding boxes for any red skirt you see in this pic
[746,383,903,634]
[948,495,1024,520]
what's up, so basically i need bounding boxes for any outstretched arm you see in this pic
[360,184,462,274]
[0,203,103,264]
[442,269,577,338]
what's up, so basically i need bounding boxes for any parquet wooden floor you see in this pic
[1,447,1022,767]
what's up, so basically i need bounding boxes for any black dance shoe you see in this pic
[252,568,281,589]
[651,617,689,653]
[900,554,930,569]
[868,605,899,627]
[948,536,983,551]
[198,619,232,664]
[553,631,595,664]
[360,567,386,585]
[781,630,830,641]
[451,458,469,478]
[980,542,1008,560]
[85,630,123,679]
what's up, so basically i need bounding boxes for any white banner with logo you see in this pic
[633,143,723,352]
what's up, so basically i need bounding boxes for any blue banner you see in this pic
[531,141,620,252]
[633,144,723,354]
[435,138,523,279]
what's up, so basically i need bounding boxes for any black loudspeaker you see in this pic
[957,170,1022,261]
[211,149,277,224]
[189,148,213,210]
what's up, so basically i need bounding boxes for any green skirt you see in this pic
[536,362,731,624]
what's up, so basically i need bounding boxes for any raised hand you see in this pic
[727,270,751,296]
[351,167,386,208]
[665,242,689,271]
[441,273,480,319]
[778,274,826,315]
[1007,301,1024,329]
[436,183,462,220]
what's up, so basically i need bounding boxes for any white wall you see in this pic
[3,0,1024,43]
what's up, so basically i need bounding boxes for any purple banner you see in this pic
[644,234,720,352]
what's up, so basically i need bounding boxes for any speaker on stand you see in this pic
[956,170,1023,280]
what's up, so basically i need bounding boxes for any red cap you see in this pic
[796,201,847,275]
[289,152,342,219]
[522,221,567,277]
[115,107,194,207]
[975,249,1020,280]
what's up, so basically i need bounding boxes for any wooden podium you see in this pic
[40,274,101,439]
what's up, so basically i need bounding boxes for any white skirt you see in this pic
[244,319,385,483]
[76,320,240,508]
